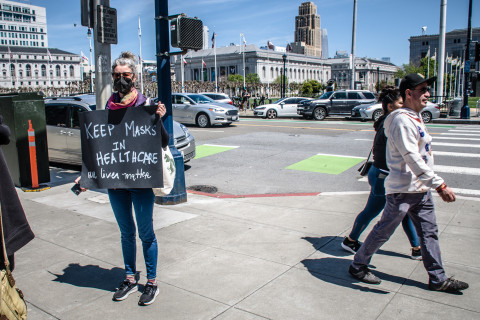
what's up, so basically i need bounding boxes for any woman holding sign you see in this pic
[76,51,167,306]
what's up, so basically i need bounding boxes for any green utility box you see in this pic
[0,92,50,187]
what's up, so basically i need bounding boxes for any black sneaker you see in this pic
[411,247,422,260]
[341,237,361,254]
[428,277,469,293]
[349,265,381,284]
[113,280,138,301]
[138,282,159,306]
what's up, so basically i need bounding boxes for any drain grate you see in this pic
[187,185,218,194]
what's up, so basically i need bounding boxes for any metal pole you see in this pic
[461,0,472,118]
[433,48,437,98]
[138,16,144,95]
[376,66,379,93]
[155,0,186,204]
[437,0,447,104]
[93,0,112,110]
[350,0,357,90]
[87,28,94,93]
[241,33,246,90]
[181,54,184,93]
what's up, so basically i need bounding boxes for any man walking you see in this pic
[348,73,469,293]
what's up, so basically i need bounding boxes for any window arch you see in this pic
[10,64,15,77]
[55,65,60,77]
[26,64,31,77]
[41,64,46,77]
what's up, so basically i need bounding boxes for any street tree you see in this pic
[228,74,243,83]
[246,73,261,84]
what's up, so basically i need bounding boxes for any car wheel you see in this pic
[372,109,383,122]
[196,113,210,128]
[421,111,432,123]
[313,107,326,120]
[266,109,277,119]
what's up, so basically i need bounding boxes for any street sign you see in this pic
[96,5,117,44]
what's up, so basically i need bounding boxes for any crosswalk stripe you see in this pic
[435,136,480,141]
[433,151,480,158]
[434,142,480,148]
[450,188,480,196]
[440,133,480,136]
[448,130,480,133]
[434,165,480,175]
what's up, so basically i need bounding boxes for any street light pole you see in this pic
[154,0,186,204]
[93,0,112,110]
[376,66,380,93]
[282,53,287,98]
[87,27,93,93]
[350,0,357,90]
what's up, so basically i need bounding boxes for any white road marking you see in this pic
[316,153,365,159]
[434,142,480,148]
[450,188,480,196]
[434,165,480,175]
[189,130,225,133]
[354,139,373,141]
[433,151,480,158]
[202,144,240,148]
[448,130,480,133]
[434,136,480,141]
[440,133,480,136]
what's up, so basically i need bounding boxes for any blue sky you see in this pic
[31,0,479,66]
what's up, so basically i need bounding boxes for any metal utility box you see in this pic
[170,17,203,50]
[0,92,50,187]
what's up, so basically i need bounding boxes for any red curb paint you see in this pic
[187,190,321,198]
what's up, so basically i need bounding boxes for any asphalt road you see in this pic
[184,118,480,198]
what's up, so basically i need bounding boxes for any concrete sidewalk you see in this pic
[13,177,480,319]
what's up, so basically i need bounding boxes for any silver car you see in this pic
[350,101,441,123]
[170,93,239,128]
[44,95,196,165]
[200,92,234,105]
[254,97,313,119]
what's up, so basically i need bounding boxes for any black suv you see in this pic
[297,90,376,120]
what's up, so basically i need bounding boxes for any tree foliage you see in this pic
[246,73,261,84]
[273,75,288,85]
[227,74,243,83]
[300,80,322,96]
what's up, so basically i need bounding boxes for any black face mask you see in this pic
[114,76,133,94]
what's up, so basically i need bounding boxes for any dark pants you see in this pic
[352,191,447,285]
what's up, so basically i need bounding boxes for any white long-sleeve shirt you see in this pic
[383,107,444,194]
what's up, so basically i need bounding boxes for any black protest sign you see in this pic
[79,106,164,189]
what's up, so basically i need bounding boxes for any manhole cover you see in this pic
[187,185,218,194]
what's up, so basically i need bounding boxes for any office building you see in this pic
[291,2,322,58]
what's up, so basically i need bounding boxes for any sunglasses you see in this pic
[411,86,430,94]
[112,72,133,79]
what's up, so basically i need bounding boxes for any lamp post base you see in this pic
[460,105,470,119]
[155,146,187,205]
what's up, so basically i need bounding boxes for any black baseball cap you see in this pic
[399,73,436,95]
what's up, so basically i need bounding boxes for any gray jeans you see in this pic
[352,191,447,285]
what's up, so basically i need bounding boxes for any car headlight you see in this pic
[180,123,191,138]
[365,105,376,110]
[255,107,265,110]
[209,108,225,113]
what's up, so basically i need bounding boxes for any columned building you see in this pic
[173,44,332,88]
[0,46,82,90]
[329,57,399,92]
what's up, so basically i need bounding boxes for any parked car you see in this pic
[200,92,234,105]
[297,90,376,120]
[166,93,239,128]
[254,97,314,119]
[350,101,441,123]
[44,95,196,165]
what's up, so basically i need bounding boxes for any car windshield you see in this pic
[274,98,288,104]
[187,94,214,104]
[316,91,333,99]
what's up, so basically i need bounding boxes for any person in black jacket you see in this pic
[341,86,420,259]
[0,115,35,271]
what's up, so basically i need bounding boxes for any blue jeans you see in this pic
[108,188,157,280]
[349,165,420,248]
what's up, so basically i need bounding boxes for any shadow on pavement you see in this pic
[301,257,428,293]
[49,263,126,292]
[303,236,412,260]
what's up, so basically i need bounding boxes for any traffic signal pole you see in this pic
[93,0,112,110]
[154,0,187,205]
[461,0,473,119]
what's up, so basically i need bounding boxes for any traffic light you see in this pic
[475,42,480,62]
[170,17,203,51]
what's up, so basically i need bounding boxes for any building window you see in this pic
[26,64,31,77]
[69,65,74,77]
[10,64,14,76]
[41,65,46,77]
[55,65,61,77]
